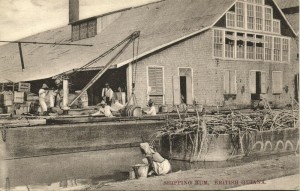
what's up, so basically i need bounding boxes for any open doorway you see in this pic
[295,74,299,102]
[250,71,266,101]
[69,66,127,105]
[179,68,193,104]
[251,72,261,100]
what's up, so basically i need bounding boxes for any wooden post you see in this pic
[62,78,70,110]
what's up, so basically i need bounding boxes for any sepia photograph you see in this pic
[0,0,299,190]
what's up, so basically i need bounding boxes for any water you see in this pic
[0,147,280,191]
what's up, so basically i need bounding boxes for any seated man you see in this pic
[91,101,118,117]
[140,143,171,176]
[143,99,156,116]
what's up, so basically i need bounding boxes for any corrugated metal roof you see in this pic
[274,0,299,9]
[0,0,236,82]
[2,0,294,83]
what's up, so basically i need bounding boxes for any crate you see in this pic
[4,106,15,114]
[0,92,13,106]
[16,106,29,115]
[18,82,31,92]
[14,91,24,103]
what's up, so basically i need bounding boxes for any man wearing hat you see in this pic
[39,83,49,115]
[143,99,156,116]
[101,83,114,106]
[140,142,171,176]
[91,100,117,117]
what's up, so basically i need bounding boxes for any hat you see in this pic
[100,100,106,105]
[105,83,109,86]
[140,143,155,155]
[42,84,49,89]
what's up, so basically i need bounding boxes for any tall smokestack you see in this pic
[69,0,79,23]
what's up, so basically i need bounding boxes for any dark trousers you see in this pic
[105,97,112,106]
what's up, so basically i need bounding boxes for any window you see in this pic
[255,6,263,30]
[71,19,97,41]
[79,22,88,40]
[282,39,289,62]
[214,30,224,57]
[274,37,281,61]
[265,36,272,60]
[255,0,264,5]
[247,4,255,30]
[272,71,283,94]
[87,20,97,38]
[226,12,236,27]
[265,7,272,32]
[72,25,80,41]
[236,2,245,28]
[148,67,164,105]
[273,20,280,34]
[224,70,237,94]
[246,34,255,59]
[225,31,235,58]
[236,33,245,59]
[249,71,267,94]
[256,35,264,60]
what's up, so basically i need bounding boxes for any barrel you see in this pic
[161,105,168,113]
[132,164,149,178]
[75,90,89,108]
[125,105,142,117]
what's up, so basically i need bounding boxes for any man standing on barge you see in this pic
[102,83,114,106]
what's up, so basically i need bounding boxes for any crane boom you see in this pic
[68,31,140,106]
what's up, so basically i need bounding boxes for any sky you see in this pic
[0,0,158,45]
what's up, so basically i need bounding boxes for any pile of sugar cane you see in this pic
[152,106,299,139]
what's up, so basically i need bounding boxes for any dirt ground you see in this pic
[87,154,299,190]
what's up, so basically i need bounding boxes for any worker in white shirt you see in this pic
[143,99,157,116]
[101,83,114,106]
[140,142,171,176]
[91,101,118,117]
[39,83,49,115]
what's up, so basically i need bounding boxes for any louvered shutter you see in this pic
[173,76,181,105]
[229,70,237,94]
[148,67,164,105]
[249,71,256,94]
[186,77,193,105]
[261,71,267,94]
[272,71,283,94]
[224,70,230,94]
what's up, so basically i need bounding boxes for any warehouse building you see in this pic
[0,0,298,110]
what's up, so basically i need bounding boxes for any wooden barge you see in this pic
[0,113,185,160]
[160,127,299,162]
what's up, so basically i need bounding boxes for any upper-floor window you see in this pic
[236,33,245,59]
[214,29,224,57]
[213,29,289,63]
[274,37,281,61]
[273,20,281,34]
[282,39,289,62]
[226,12,236,28]
[265,7,272,32]
[227,1,280,34]
[256,35,264,60]
[265,36,272,60]
[247,4,255,30]
[255,6,263,30]
[225,31,235,58]
[72,19,97,41]
[236,2,245,28]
